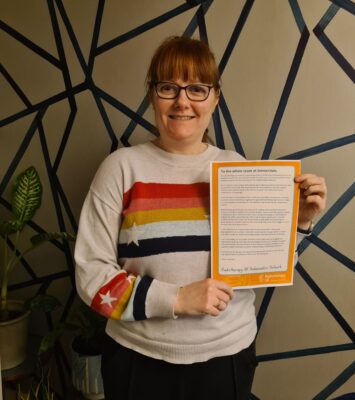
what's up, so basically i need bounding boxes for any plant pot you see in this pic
[71,339,104,400]
[0,300,31,370]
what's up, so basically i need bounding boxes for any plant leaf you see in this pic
[26,294,62,313]
[12,166,42,230]
[30,231,76,246]
[0,220,21,235]
[38,323,66,355]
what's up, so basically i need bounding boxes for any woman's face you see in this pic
[152,78,219,152]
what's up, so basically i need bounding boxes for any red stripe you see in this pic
[123,182,209,209]
[91,272,129,317]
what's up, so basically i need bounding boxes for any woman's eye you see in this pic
[161,84,176,92]
[189,85,206,94]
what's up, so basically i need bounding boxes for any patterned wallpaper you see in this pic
[1,0,354,398]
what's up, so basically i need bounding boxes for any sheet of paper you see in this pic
[211,160,300,288]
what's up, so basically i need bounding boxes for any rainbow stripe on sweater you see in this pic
[118,182,211,257]
[91,181,210,320]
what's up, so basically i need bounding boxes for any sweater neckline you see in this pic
[139,141,219,167]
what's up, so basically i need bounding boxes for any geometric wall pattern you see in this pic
[1,0,354,398]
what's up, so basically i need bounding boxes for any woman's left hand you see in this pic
[294,174,327,230]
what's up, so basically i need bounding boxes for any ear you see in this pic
[214,89,220,107]
[213,94,220,109]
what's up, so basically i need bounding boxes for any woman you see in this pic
[74,36,327,400]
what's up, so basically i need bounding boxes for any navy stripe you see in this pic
[219,93,246,157]
[296,262,355,342]
[133,276,153,320]
[330,0,355,15]
[256,287,275,333]
[257,343,354,362]
[118,236,210,258]
[212,106,225,149]
[91,86,119,151]
[0,20,61,69]
[0,109,47,196]
[0,81,88,128]
[120,96,151,146]
[95,3,197,55]
[307,235,355,272]
[87,0,105,75]
[288,0,306,33]
[0,64,32,107]
[53,108,78,172]
[218,0,255,75]
[314,361,355,400]
[298,183,355,255]
[54,0,88,74]
[313,3,355,83]
[262,27,310,159]
[94,85,157,134]
[278,133,355,160]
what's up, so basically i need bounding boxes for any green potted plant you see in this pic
[34,299,106,399]
[69,301,106,400]
[0,166,75,370]
[16,366,55,400]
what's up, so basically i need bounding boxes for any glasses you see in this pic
[154,82,214,101]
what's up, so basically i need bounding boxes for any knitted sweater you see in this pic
[75,141,302,364]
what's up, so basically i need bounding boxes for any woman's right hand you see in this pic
[173,278,234,317]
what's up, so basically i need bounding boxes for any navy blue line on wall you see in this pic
[0,20,61,68]
[278,133,355,160]
[257,343,354,362]
[262,29,309,159]
[0,63,32,107]
[95,2,208,55]
[296,262,355,342]
[313,361,355,400]
[330,0,355,16]
[313,3,355,83]
[298,183,355,254]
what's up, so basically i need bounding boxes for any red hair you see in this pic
[146,36,221,97]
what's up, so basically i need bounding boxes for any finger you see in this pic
[295,173,323,183]
[215,281,234,299]
[298,177,325,191]
[217,292,232,304]
[302,184,327,197]
[217,300,227,311]
[208,304,221,317]
[304,195,326,211]
[298,178,326,191]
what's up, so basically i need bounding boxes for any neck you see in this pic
[153,138,207,155]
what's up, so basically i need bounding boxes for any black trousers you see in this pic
[101,334,258,400]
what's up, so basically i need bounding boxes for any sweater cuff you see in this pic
[295,231,310,247]
[145,279,180,319]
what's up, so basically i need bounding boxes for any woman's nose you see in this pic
[174,88,190,107]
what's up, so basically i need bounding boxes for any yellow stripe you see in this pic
[121,208,208,229]
[110,278,135,320]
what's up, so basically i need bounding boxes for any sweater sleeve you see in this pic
[74,157,179,321]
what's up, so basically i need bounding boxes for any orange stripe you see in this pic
[121,207,208,229]
[123,196,209,215]
[110,278,135,319]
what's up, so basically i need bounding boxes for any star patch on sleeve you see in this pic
[127,222,143,246]
[99,290,117,308]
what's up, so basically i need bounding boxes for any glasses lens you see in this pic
[156,82,179,99]
[186,85,210,100]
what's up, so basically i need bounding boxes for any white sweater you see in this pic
[75,141,302,364]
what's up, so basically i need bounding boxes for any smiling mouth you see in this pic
[169,115,195,120]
